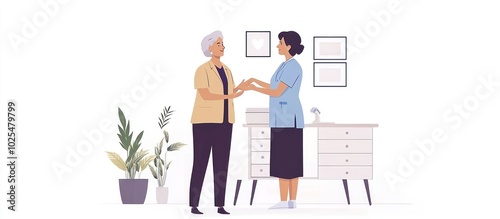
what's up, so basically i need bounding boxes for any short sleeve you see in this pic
[279,62,301,88]
[194,66,209,89]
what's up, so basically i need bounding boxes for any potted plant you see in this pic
[149,106,186,204]
[106,108,155,204]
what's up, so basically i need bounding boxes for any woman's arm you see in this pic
[249,78,271,89]
[198,88,243,100]
[248,82,287,97]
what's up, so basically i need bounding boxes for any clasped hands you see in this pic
[231,78,258,98]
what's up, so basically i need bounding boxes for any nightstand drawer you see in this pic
[251,140,270,151]
[318,154,372,166]
[251,165,270,177]
[318,127,372,140]
[251,152,270,164]
[318,166,372,179]
[318,140,372,153]
[250,127,271,139]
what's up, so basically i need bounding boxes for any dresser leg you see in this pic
[342,179,350,205]
[250,180,258,205]
[233,180,242,206]
[364,179,372,205]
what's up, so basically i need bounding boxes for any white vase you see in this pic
[156,187,168,204]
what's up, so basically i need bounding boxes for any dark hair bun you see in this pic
[296,44,304,55]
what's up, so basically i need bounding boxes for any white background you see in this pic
[1,0,500,218]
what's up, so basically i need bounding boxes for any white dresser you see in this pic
[233,115,378,206]
[317,125,373,180]
[249,127,271,178]
[315,124,376,205]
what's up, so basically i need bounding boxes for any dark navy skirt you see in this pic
[270,128,303,179]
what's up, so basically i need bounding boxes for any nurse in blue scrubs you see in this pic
[242,31,304,209]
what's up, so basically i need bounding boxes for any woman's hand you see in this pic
[229,90,244,99]
[235,79,252,91]
[240,83,257,91]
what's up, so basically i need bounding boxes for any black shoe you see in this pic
[217,207,230,215]
[191,207,203,214]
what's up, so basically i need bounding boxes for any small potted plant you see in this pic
[106,108,155,204]
[149,106,186,204]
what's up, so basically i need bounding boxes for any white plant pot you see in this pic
[156,187,168,204]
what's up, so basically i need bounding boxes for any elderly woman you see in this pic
[189,30,245,215]
[242,31,305,209]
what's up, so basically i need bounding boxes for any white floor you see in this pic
[3,201,493,219]
[172,203,418,219]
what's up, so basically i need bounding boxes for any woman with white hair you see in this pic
[189,30,245,215]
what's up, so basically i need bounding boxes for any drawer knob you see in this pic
[345,131,349,135]
[345,159,349,162]
[261,131,265,134]
[260,144,263,148]
[345,145,349,148]
[260,169,263,172]
[345,171,349,175]
[261,156,264,159]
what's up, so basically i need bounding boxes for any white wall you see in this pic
[1,0,500,217]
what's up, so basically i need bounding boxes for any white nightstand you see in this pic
[233,123,378,206]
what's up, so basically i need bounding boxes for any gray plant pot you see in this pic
[156,187,169,204]
[119,179,148,204]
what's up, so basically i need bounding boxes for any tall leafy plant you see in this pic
[149,106,186,187]
[106,108,154,179]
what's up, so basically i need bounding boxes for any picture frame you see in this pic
[313,62,347,87]
[313,36,347,60]
[246,31,271,57]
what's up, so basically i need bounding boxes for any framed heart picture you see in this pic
[246,31,271,57]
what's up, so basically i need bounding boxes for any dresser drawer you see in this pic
[318,154,372,166]
[318,127,372,140]
[251,140,270,151]
[318,166,372,180]
[251,152,270,164]
[251,165,270,177]
[318,140,372,153]
[250,127,271,139]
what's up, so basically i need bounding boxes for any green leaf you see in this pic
[158,117,163,128]
[118,135,128,150]
[158,163,163,176]
[125,123,130,137]
[126,131,144,163]
[148,164,158,179]
[118,108,126,128]
[167,142,186,151]
[163,130,169,144]
[159,137,164,151]
[118,126,125,136]
[166,160,172,170]
[134,131,144,147]
[158,106,174,129]
[106,151,126,171]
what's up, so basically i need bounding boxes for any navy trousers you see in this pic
[189,123,233,207]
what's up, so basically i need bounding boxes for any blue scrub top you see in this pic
[269,58,304,128]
